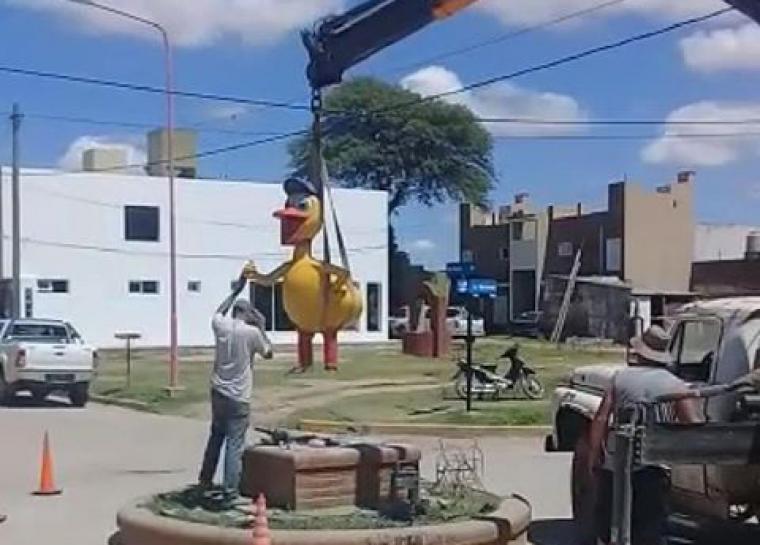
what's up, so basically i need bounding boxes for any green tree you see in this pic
[288,77,494,215]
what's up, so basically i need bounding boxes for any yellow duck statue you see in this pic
[244,177,362,371]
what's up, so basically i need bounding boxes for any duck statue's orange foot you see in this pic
[295,330,339,372]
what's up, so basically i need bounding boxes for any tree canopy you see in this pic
[288,77,494,215]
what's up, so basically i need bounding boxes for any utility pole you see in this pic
[11,104,22,319]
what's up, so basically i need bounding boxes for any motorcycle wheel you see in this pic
[454,377,469,400]
[520,375,545,400]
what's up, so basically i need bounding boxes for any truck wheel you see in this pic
[571,432,598,545]
[69,383,89,408]
[0,372,12,406]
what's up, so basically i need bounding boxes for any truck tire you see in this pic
[0,372,12,406]
[69,382,89,408]
[571,431,598,545]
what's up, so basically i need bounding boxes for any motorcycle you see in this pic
[452,344,545,401]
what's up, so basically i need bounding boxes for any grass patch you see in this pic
[93,338,621,424]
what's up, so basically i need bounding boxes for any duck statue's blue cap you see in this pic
[284,177,318,197]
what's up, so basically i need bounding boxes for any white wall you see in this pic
[694,223,758,262]
[0,168,388,348]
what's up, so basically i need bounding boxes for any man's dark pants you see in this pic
[199,389,250,492]
[596,466,669,545]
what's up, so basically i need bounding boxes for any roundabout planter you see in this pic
[115,495,532,545]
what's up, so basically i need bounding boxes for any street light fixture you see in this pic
[67,0,181,393]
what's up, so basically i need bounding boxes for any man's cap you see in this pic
[630,325,673,366]
[284,177,318,197]
[232,299,252,315]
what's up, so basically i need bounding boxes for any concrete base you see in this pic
[117,496,532,545]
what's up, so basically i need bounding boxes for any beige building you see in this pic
[460,171,696,335]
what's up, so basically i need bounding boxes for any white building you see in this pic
[0,167,389,348]
[694,223,760,262]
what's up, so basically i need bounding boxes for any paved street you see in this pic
[2,401,757,545]
[0,400,571,545]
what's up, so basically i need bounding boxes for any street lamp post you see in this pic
[68,0,180,392]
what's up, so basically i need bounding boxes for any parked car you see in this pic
[0,319,98,407]
[389,306,411,338]
[440,306,485,338]
[545,297,760,537]
[510,310,544,339]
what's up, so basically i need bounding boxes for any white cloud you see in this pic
[749,183,760,200]
[680,24,760,72]
[400,65,587,136]
[7,0,343,47]
[641,101,760,166]
[478,0,728,27]
[59,135,146,174]
[411,238,436,251]
[203,104,254,122]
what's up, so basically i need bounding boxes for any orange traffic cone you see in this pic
[252,494,271,545]
[33,431,62,496]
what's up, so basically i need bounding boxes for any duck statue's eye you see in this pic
[297,198,310,210]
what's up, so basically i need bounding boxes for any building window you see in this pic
[251,284,273,330]
[129,280,159,295]
[462,249,474,263]
[512,221,536,241]
[606,238,622,272]
[187,281,202,293]
[124,206,160,242]
[557,242,574,257]
[500,247,510,261]
[366,283,381,332]
[37,279,70,294]
[274,283,295,331]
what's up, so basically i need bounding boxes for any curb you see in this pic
[91,395,154,413]
[299,419,552,438]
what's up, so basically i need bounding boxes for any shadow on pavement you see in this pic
[529,518,576,545]
[528,517,760,545]
[1,395,73,409]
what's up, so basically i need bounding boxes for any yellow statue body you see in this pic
[245,178,362,371]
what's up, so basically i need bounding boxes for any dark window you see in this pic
[129,280,159,295]
[37,279,69,293]
[4,322,69,343]
[125,206,160,242]
[500,247,510,260]
[187,281,202,293]
[366,283,381,332]
[274,283,295,331]
[251,284,273,331]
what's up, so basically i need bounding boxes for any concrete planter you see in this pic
[116,496,531,545]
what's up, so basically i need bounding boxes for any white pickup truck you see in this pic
[546,298,760,538]
[0,319,98,407]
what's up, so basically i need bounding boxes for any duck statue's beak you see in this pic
[274,206,309,245]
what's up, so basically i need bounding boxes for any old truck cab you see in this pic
[548,297,760,525]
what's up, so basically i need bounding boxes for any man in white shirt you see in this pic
[198,267,272,494]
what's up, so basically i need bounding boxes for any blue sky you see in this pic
[2,0,760,270]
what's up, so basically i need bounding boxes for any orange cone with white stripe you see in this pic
[33,431,62,496]
[252,494,271,545]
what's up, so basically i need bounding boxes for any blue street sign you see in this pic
[468,278,498,298]
[446,262,475,277]
[455,278,470,294]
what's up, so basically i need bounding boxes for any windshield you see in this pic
[4,323,71,344]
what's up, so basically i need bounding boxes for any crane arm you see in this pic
[304,0,481,88]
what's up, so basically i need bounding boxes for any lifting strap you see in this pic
[321,158,352,274]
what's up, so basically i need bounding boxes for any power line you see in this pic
[0,65,311,112]
[11,236,386,260]
[17,128,309,177]
[386,0,627,75]
[359,7,734,118]
[18,111,289,138]
[492,131,760,141]
[475,117,760,126]
[433,7,734,101]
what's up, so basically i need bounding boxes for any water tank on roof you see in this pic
[746,231,760,260]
